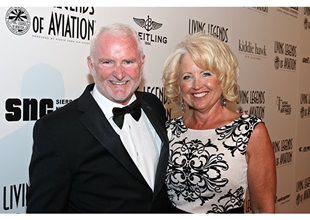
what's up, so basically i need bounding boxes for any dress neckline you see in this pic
[178,114,245,131]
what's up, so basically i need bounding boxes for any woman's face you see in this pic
[179,53,222,112]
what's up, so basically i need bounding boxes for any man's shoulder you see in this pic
[39,84,93,122]
[136,91,160,101]
[36,98,79,124]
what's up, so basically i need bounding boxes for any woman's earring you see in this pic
[181,98,186,113]
[221,96,227,107]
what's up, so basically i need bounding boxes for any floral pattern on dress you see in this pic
[216,114,259,157]
[166,137,229,206]
[165,114,261,213]
[208,186,245,213]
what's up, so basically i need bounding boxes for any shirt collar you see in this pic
[91,84,137,119]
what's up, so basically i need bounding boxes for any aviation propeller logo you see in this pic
[5,7,31,35]
[133,15,162,32]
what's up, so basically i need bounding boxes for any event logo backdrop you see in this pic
[1,7,310,213]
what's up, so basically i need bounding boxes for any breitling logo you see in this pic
[133,15,167,45]
[133,15,162,32]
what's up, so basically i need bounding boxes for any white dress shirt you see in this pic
[91,85,161,190]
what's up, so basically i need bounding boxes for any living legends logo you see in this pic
[5,7,96,44]
[188,19,229,43]
[2,183,29,211]
[133,15,167,45]
[272,138,293,167]
[300,93,310,119]
[142,86,171,119]
[274,41,297,71]
[304,7,310,16]
[304,17,310,31]
[237,90,265,119]
[296,176,310,206]
[304,8,310,31]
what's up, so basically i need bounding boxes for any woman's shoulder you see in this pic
[233,114,264,133]
[237,114,262,123]
[166,116,183,126]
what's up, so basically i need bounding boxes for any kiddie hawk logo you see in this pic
[5,7,31,35]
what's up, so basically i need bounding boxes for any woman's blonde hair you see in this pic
[162,33,240,105]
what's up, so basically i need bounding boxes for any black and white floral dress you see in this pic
[165,114,262,213]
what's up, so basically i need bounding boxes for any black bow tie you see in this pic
[112,99,142,129]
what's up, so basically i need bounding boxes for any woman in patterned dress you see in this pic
[162,33,276,213]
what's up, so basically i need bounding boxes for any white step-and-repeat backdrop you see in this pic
[1,6,310,213]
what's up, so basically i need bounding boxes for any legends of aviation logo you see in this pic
[273,40,297,71]
[304,17,310,30]
[133,15,167,45]
[304,8,310,31]
[5,7,31,35]
[5,7,95,44]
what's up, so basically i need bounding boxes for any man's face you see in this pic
[88,32,145,105]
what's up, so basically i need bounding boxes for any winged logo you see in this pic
[133,15,163,32]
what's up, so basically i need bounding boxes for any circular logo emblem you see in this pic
[5,7,31,35]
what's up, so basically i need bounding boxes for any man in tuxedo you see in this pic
[26,23,173,213]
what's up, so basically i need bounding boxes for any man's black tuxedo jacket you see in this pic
[26,84,174,213]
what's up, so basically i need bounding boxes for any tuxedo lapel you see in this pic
[140,100,169,196]
[77,84,146,184]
